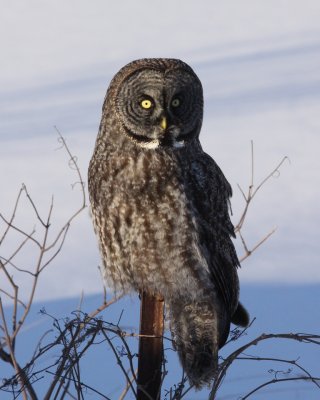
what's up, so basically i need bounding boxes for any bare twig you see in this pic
[0,298,38,400]
[119,368,138,400]
[234,141,289,261]
[209,332,320,399]
[2,138,319,400]
[238,228,276,263]
[0,186,24,246]
[101,327,138,398]
[0,132,87,399]
[241,376,320,399]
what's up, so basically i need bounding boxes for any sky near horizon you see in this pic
[1,2,320,400]
[0,1,320,303]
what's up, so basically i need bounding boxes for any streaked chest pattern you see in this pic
[90,142,214,297]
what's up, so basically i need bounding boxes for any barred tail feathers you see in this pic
[169,298,229,388]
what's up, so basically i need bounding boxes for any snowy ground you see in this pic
[1,2,320,399]
[1,1,319,302]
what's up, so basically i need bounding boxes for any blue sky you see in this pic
[0,1,320,399]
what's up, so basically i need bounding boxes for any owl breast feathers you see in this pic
[88,58,249,387]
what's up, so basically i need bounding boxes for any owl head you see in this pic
[105,58,203,149]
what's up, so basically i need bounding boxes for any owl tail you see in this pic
[169,298,230,388]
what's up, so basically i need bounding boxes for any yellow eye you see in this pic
[141,99,153,109]
[171,98,181,108]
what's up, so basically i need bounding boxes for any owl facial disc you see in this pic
[115,66,203,149]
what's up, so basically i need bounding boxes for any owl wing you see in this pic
[186,150,240,318]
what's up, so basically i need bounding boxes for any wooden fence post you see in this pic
[137,292,164,400]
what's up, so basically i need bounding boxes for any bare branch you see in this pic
[119,368,138,400]
[0,298,38,400]
[210,332,320,399]
[241,376,320,399]
[238,228,276,263]
[234,142,289,263]
[101,328,137,398]
[0,186,24,246]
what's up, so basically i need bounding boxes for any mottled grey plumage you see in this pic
[88,58,249,387]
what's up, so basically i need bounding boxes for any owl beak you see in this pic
[160,116,167,130]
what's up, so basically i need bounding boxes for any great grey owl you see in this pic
[88,58,249,388]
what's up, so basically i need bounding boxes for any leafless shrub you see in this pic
[0,138,319,399]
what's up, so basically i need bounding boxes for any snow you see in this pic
[0,1,320,302]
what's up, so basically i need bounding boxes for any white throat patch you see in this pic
[139,139,160,149]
